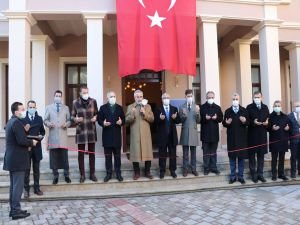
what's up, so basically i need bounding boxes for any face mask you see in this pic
[28,108,36,116]
[81,94,89,101]
[187,97,193,104]
[54,97,62,104]
[295,107,300,113]
[254,98,261,105]
[108,97,116,105]
[232,100,239,107]
[19,111,27,119]
[274,107,281,113]
[207,99,214,105]
[163,99,170,106]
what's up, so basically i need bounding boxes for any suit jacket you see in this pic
[288,112,300,145]
[154,104,180,147]
[200,102,223,143]
[179,102,200,146]
[44,103,71,149]
[222,105,249,159]
[98,103,125,148]
[71,97,98,144]
[22,112,45,161]
[3,116,34,171]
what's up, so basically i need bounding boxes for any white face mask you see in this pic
[274,106,281,113]
[254,98,261,105]
[54,97,62,104]
[163,99,170,106]
[295,107,300,113]
[232,100,239,107]
[81,94,89,100]
[108,96,116,105]
[187,97,193,104]
[19,111,27,119]
[207,99,214,105]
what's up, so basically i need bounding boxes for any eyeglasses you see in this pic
[232,98,239,100]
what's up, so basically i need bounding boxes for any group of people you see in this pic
[3,87,300,220]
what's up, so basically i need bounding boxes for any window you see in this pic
[192,64,201,105]
[251,65,261,94]
[65,64,87,110]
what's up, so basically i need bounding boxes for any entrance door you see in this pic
[122,70,164,154]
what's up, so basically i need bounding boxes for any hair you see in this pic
[106,91,116,98]
[206,91,215,98]
[80,86,88,92]
[11,102,23,115]
[185,89,193,96]
[273,100,281,106]
[54,90,62,96]
[161,93,170,98]
[232,92,240,98]
[27,100,36,106]
[134,89,143,97]
[253,91,262,97]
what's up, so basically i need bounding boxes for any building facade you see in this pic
[0,0,300,150]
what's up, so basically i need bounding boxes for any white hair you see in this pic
[134,89,143,97]
[161,92,170,98]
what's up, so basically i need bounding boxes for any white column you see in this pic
[83,13,105,106]
[231,39,253,106]
[6,12,36,107]
[285,43,300,103]
[254,21,282,110]
[31,35,51,118]
[199,16,221,104]
[0,61,7,130]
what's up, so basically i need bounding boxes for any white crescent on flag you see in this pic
[138,0,177,11]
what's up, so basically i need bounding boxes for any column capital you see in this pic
[82,12,106,24]
[284,42,300,51]
[199,15,220,24]
[253,19,283,32]
[3,11,36,26]
[230,39,253,48]
[31,35,53,46]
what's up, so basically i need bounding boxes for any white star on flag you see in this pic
[147,10,166,28]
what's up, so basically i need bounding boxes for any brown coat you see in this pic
[125,103,154,162]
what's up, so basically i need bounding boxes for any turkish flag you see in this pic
[116,0,196,77]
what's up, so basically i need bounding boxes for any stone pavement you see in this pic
[1,185,300,225]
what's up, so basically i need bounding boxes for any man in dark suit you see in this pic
[22,100,45,198]
[200,91,223,175]
[98,91,125,182]
[155,93,181,179]
[288,101,300,179]
[246,91,269,183]
[3,102,38,220]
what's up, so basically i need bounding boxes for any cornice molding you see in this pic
[3,11,36,26]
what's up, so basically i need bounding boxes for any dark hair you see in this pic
[27,100,36,106]
[11,102,23,115]
[80,86,88,92]
[54,90,63,96]
[185,89,193,96]
[253,91,262,96]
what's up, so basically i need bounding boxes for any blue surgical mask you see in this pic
[28,108,36,116]
[273,107,281,113]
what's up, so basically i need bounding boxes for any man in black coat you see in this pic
[246,91,269,183]
[200,91,223,175]
[22,100,45,198]
[222,93,249,184]
[98,91,125,182]
[3,102,38,220]
[154,93,181,179]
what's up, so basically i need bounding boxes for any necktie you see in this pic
[257,105,261,110]
[56,103,60,113]
[188,104,191,112]
[233,107,238,114]
[165,107,169,120]
[31,115,34,121]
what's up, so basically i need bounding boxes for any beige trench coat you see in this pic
[125,103,154,162]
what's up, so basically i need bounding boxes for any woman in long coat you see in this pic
[268,100,290,181]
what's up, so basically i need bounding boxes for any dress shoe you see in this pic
[23,191,30,199]
[133,172,140,180]
[116,174,124,182]
[183,171,188,177]
[52,178,58,185]
[238,178,246,184]
[229,178,236,184]
[211,169,220,175]
[192,171,199,176]
[65,177,72,183]
[170,171,177,178]
[145,172,153,179]
[291,174,296,179]
[204,171,209,175]
[272,176,277,181]
[9,210,27,217]
[34,190,43,196]
[103,174,112,182]
[12,212,30,220]
[159,172,165,179]
[257,176,266,183]
[278,175,289,181]
[252,178,258,183]
[79,176,86,183]
[90,175,98,182]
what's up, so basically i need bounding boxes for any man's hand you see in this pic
[254,119,262,126]
[272,125,280,131]
[240,116,246,123]
[61,123,67,129]
[140,107,145,115]
[104,119,111,127]
[160,113,166,120]
[284,124,290,131]
[206,114,211,120]
[212,114,217,120]
[76,117,84,123]
[262,118,269,126]
[91,115,97,123]
[32,140,38,147]
[195,105,200,113]
[24,124,30,132]
[131,107,136,117]
[116,117,122,126]
[171,112,177,120]
[225,118,232,125]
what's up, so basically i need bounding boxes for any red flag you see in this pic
[116,0,196,77]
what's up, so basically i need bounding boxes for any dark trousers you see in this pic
[52,168,69,179]
[229,157,244,179]
[290,143,300,176]
[182,146,197,172]
[202,142,218,172]
[133,161,151,173]
[159,144,177,173]
[78,143,95,177]
[24,151,40,192]
[271,151,285,177]
[104,147,121,175]
[248,151,265,179]
[9,171,25,214]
